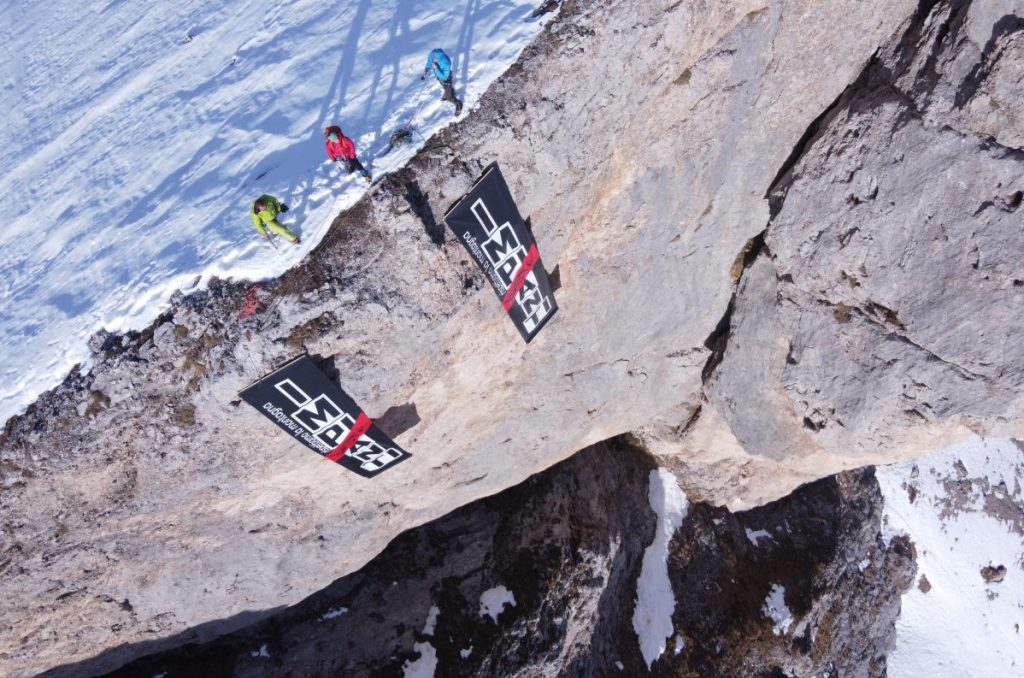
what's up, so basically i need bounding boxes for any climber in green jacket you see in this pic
[250,195,300,244]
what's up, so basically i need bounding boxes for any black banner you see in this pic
[239,355,410,478]
[444,162,557,342]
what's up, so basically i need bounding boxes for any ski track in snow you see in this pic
[0,0,552,425]
[878,436,1024,676]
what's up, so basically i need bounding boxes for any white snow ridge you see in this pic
[632,468,689,670]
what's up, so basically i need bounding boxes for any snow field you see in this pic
[877,436,1024,676]
[0,0,553,425]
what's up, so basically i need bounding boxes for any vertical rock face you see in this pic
[710,0,1024,458]
[3,0,1022,673]
[57,441,912,677]
[642,0,1024,507]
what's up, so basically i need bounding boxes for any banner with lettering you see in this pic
[239,355,410,477]
[444,163,557,342]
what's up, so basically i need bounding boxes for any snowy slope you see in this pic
[0,0,551,425]
[877,437,1024,676]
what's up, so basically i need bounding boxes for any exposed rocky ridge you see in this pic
[46,440,914,677]
[2,0,1020,674]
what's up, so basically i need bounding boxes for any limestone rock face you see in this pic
[695,0,1024,498]
[3,0,1022,674]
[51,441,915,678]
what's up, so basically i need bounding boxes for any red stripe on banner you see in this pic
[501,243,540,311]
[326,412,372,462]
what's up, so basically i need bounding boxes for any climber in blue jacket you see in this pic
[422,48,463,115]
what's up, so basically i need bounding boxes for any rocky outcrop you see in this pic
[45,440,914,677]
[2,0,1021,674]
[637,0,1024,507]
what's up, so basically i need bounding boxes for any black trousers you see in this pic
[343,157,370,179]
[439,75,463,109]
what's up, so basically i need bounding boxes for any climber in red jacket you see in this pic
[324,126,372,183]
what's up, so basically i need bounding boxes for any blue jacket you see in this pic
[425,48,452,81]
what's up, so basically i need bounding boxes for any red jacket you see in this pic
[325,126,356,161]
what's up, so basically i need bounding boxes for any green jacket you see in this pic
[250,194,284,236]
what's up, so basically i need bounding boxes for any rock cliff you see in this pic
[2,0,1022,674]
[48,440,916,678]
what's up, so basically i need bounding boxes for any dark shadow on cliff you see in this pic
[38,607,287,678]
[43,438,658,678]
[376,402,421,439]
[403,178,444,246]
[40,443,918,678]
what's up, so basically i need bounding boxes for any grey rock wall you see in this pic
[705,0,1024,472]
[2,0,1021,674]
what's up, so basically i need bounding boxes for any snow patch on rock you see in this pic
[632,468,689,669]
[479,585,516,622]
[422,605,439,636]
[319,606,348,621]
[402,642,438,678]
[403,603,442,677]
[761,583,793,635]
[745,528,772,545]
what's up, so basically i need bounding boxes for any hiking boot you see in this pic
[293,237,301,245]
[364,174,372,183]
[455,100,463,115]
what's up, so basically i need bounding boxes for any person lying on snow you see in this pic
[324,126,372,183]
[250,195,300,245]
[422,48,463,116]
